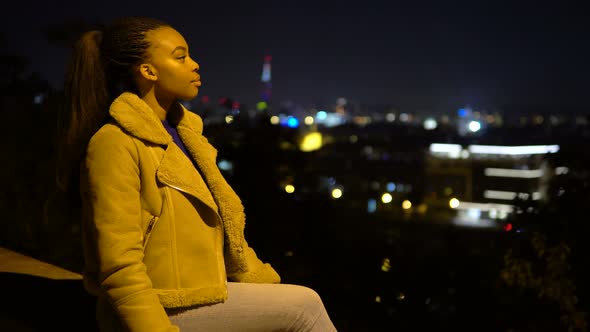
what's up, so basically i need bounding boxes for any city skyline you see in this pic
[1,1,588,111]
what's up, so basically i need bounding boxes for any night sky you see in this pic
[1,0,588,111]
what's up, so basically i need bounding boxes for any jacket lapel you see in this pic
[155,143,218,213]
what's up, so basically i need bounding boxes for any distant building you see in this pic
[425,143,561,226]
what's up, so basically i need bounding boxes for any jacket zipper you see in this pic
[143,215,158,247]
[158,177,191,196]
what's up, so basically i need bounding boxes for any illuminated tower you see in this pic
[260,55,272,103]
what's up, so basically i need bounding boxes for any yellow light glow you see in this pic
[381,258,391,272]
[443,187,453,196]
[416,203,428,214]
[449,198,460,208]
[224,115,234,124]
[300,132,323,152]
[375,296,382,303]
[381,193,393,204]
[331,188,343,199]
[402,200,412,210]
[304,116,314,125]
[256,101,268,111]
[352,116,371,126]
[270,115,280,125]
[285,184,295,193]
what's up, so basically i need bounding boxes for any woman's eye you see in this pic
[177,56,187,61]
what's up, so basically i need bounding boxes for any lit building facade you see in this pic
[425,143,561,225]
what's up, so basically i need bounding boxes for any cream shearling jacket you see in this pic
[80,92,280,332]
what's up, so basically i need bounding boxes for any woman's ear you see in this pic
[138,63,158,81]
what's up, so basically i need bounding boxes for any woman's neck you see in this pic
[141,91,173,121]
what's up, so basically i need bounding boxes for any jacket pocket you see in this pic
[143,214,159,248]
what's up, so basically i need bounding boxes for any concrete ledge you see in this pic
[0,247,96,331]
[0,247,82,280]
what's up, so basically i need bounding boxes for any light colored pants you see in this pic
[168,282,337,332]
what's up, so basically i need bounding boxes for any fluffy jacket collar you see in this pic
[109,92,247,273]
[109,92,202,145]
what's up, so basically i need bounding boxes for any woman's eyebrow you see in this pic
[171,46,187,54]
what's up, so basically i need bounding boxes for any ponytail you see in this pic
[55,17,170,197]
[56,30,109,196]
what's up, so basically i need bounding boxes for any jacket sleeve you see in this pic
[83,128,178,332]
[227,241,281,284]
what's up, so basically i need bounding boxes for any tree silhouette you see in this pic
[499,146,590,332]
[0,22,94,271]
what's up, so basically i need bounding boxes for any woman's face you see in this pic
[144,26,201,101]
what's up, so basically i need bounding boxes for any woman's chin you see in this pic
[181,91,199,101]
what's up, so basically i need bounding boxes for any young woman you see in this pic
[56,16,337,332]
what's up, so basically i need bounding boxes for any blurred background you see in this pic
[1,1,589,331]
